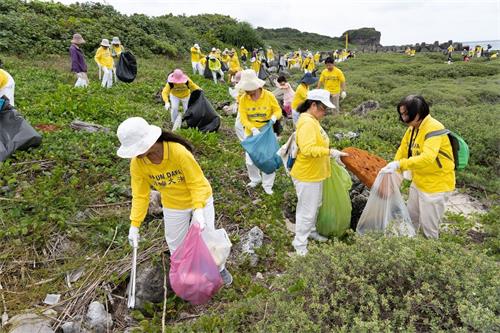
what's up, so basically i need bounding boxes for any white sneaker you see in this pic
[246,181,261,188]
[263,188,274,195]
[308,231,328,242]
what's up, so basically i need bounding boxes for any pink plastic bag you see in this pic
[169,224,223,305]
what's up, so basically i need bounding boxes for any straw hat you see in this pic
[234,69,266,91]
[71,33,85,44]
[116,117,162,158]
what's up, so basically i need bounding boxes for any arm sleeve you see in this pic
[399,136,442,171]
[238,98,253,130]
[318,72,324,87]
[188,79,201,91]
[161,84,171,103]
[269,94,282,120]
[129,160,151,228]
[297,122,330,157]
[394,128,410,161]
[178,148,212,209]
[94,48,102,66]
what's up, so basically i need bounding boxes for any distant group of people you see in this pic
[69,33,125,88]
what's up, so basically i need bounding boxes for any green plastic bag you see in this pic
[316,161,352,237]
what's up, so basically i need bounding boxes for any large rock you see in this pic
[351,100,379,117]
[131,260,170,309]
[240,226,264,267]
[85,301,113,333]
[8,310,57,333]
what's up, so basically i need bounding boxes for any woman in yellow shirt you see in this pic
[291,73,318,125]
[380,95,455,239]
[94,39,114,88]
[236,69,282,195]
[162,69,201,127]
[0,68,15,106]
[117,117,232,285]
[290,89,347,256]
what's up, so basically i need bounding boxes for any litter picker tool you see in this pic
[127,242,138,308]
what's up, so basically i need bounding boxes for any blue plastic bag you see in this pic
[241,122,282,174]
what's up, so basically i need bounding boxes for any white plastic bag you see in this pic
[201,228,232,267]
[356,172,416,237]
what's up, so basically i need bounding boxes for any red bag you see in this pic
[169,224,223,304]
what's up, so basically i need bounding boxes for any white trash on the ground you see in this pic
[43,294,61,305]
[201,228,232,267]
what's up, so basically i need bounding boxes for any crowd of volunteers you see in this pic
[0,32,471,304]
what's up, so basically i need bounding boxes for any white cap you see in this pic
[116,117,162,158]
[307,89,335,109]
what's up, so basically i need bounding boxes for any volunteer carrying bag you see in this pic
[316,161,352,237]
[241,122,282,174]
[425,129,469,170]
[116,51,137,83]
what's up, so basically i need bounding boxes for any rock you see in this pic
[43,294,61,305]
[255,272,264,280]
[70,120,110,133]
[240,226,264,267]
[61,320,91,333]
[148,190,162,215]
[285,218,295,233]
[333,131,359,140]
[267,66,278,73]
[8,311,56,333]
[351,100,379,117]
[214,101,231,111]
[132,261,170,309]
[446,192,487,216]
[154,89,163,104]
[85,301,113,333]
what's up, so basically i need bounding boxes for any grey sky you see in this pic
[56,0,500,45]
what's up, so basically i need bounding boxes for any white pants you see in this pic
[211,69,224,84]
[191,61,203,75]
[170,94,189,124]
[292,109,300,126]
[101,67,113,88]
[292,178,323,252]
[244,132,276,191]
[0,73,15,106]
[74,72,88,88]
[163,196,215,253]
[407,185,450,239]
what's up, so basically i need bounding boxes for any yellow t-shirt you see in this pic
[161,79,201,102]
[0,69,9,89]
[290,113,331,182]
[251,60,261,73]
[94,47,113,69]
[229,55,241,72]
[394,115,455,193]
[111,45,124,58]
[319,67,345,95]
[190,47,201,62]
[291,83,308,110]
[238,89,282,136]
[129,141,212,227]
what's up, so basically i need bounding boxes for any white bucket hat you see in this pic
[100,39,110,47]
[111,37,121,45]
[307,89,335,109]
[234,69,266,91]
[116,117,162,158]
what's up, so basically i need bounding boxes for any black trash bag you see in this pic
[0,96,42,162]
[221,61,229,72]
[241,54,247,62]
[203,57,222,80]
[116,51,137,83]
[183,90,220,133]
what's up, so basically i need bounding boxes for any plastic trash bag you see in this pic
[0,98,42,162]
[169,224,223,305]
[356,173,416,237]
[116,51,137,83]
[183,90,220,133]
[241,122,282,174]
[201,228,232,267]
[316,161,352,237]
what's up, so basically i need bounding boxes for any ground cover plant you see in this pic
[0,50,498,332]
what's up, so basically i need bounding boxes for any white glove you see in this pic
[128,226,139,247]
[270,115,277,124]
[192,209,206,230]
[380,161,400,174]
[251,127,260,136]
[340,91,347,99]
[330,149,348,159]
[164,102,170,110]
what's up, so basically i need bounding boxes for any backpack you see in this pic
[425,129,469,170]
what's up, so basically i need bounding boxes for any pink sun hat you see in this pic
[168,69,188,84]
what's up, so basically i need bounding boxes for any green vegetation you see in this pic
[256,27,346,51]
[0,50,498,331]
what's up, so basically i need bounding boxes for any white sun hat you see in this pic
[307,89,335,109]
[234,69,266,91]
[100,38,110,47]
[116,117,162,158]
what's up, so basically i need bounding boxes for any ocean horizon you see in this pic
[460,40,500,50]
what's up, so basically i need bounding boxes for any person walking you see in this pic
[190,43,203,75]
[380,95,455,239]
[117,117,233,284]
[111,37,124,82]
[236,69,282,195]
[290,89,348,256]
[317,56,346,113]
[69,33,88,88]
[94,38,114,88]
[162,69,201,126]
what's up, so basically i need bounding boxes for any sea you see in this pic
[460,40,500,50]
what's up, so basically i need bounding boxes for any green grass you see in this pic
[0,52,498,331]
